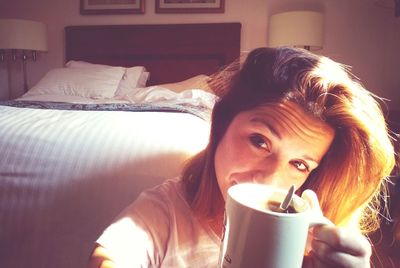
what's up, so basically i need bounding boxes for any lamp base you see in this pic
[22,55,28,93]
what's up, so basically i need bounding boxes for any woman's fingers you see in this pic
[305,251,334,268]
[310,239,369,268]
[88,244,115,268]
[301,189,323,215]
[301,189,331,255]
[310,225,371,268]
[99,260,115,268]
[301,190,371,268]
[313,225,371,256]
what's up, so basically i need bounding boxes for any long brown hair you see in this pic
[182,47,396,233]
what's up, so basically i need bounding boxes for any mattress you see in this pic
[0,101,211,268]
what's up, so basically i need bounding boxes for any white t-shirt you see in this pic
[97,178,221,267]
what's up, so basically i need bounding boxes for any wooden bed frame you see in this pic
[65,23,241,85]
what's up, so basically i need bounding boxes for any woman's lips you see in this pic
[229,173,253,185]
[230,180,238,187]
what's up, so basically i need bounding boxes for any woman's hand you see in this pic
[302,190,372,268]
[306,225,372,268]
[87,244,116,268]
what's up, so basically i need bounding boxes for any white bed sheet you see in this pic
[0,104,210,268]
[17,86,218,111]
[16,93,130,104]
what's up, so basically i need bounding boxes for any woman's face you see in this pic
[214,101,335,200]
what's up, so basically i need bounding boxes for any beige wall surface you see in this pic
[0,0,398,109]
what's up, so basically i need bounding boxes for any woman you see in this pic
[88,47,396,267]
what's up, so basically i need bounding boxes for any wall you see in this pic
[0,0,399,110]
[382,15,400,109]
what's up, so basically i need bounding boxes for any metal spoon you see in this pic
[279,185,295,212]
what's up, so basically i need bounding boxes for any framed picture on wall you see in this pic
[155,0,225,13]
[80,0,145,15]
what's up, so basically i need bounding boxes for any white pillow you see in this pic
[66,61,149,96]
[136,71,150,88]
[25,67,125,99]
[115,67,149,97]
[157,75,212,93]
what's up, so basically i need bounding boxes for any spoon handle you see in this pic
[280,185,295,211]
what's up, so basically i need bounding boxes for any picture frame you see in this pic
[155,0,225,14]
[80,0,145,15]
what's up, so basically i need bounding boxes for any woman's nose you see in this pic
[252,160,290,189]
[252,172,282,187]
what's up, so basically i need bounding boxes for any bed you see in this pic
[0,23,241,268]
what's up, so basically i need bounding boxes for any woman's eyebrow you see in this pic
[250,117,320,165]
[250,117,282,139]
[302,155,319,166]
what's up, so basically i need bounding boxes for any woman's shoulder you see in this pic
[95,179,185,266]
[147,177,182,193]
[120,178,187,220]
[139,178,185,204]
[97,178,219,267]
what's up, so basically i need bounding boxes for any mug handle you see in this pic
[300,189,334,228]
[309,214,334,228]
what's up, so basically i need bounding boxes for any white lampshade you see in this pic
[0,19,47,51]
[268,11,324,50]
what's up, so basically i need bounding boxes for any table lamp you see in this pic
[0,19,48,92]
[268,11,324,51]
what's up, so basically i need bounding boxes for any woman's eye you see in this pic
[291,160,310,172]
[249,134,270,151]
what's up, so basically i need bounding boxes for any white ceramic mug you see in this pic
[218,183,332,268]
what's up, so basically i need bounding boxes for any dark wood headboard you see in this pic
[65,23,241,85]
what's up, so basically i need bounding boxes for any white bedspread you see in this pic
[16,86,218,110]
[0,104,210,268]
